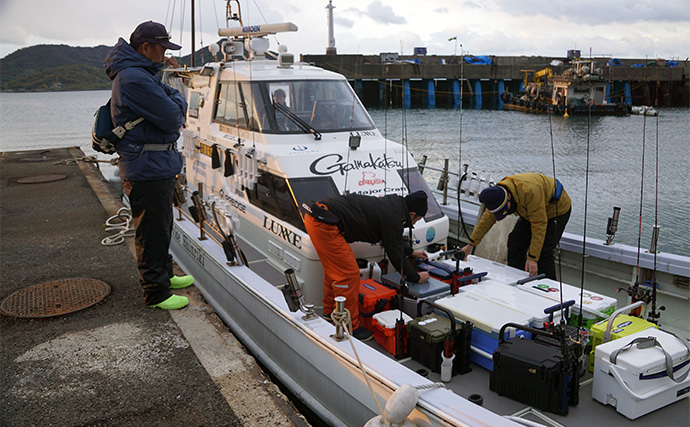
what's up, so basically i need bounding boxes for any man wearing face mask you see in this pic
[104,21,193,310]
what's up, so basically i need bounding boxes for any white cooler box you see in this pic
[593,328,690,419]
[435,293,532,370]
[440,255,527,285]
[457,280,565,327]
[516,277,617,329]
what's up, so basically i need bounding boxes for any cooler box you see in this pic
[435,293,532,370]
[372,310,412,356]
[515,277,617,329]
[440,255,526,285]
[382,272,450,318]
[592,328,690,419]
[458,281,564,327]
[491,337,575,415]
[407,312,473,375]
[589,314,657,372]
[416,260,453,283]
[359,279,396,331]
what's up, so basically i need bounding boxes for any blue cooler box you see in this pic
[382,272,450,317]
[435,293,533,370]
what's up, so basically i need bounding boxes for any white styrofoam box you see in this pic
[593,328,690,419]
[440,255,527,285]
[435,293,532,338]
[458,280,563,327]
[373,309,412,329]
[516,277,617,321]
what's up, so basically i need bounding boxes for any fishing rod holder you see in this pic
[280,269,318,321]
[173,175,187,221]
[190,183,208,240]
[604,206,621,245]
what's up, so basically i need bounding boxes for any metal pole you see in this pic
[191,0,195,67]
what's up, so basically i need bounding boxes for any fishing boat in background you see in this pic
[502,60,631,116]
[157,2,689,425]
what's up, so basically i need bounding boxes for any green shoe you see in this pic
[170,275,195,289]
[148,295,189,310]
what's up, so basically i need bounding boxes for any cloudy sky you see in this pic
[1,0,688,60]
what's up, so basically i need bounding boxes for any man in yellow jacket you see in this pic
[460,173,571,280]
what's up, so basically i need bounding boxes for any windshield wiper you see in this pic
[274,103,321,140]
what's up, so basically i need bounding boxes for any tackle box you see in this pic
[435,293,532,370]
[381,272,450,318]
[407,312,473,375]
[515,277,617,329]
[372,309,412,356]
[457,280,564,328]
[588,313,657,372]
[359,279,397,331]
[592,328,690,419]
[491,334,577,415]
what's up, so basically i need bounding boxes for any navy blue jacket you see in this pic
[104,38,186,181]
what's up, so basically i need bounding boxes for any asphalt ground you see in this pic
[0,148,308,427]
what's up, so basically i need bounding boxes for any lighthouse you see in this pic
[326,1,336,55]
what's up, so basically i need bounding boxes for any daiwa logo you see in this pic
[358,172,385,186]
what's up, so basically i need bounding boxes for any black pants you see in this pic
[123,178,175,305]
[507,208,571,280]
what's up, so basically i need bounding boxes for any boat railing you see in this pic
[417,156,492,207]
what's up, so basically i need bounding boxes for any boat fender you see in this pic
[364,384,419,427]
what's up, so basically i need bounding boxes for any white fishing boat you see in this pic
[160,3,690,426]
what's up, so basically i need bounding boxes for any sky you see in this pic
[1,0,688,60]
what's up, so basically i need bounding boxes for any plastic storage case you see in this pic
[435,293,532,370]
[359,279,397,331]
[372,309,412,355]
[592,328,690,419]
[406,301,473,375]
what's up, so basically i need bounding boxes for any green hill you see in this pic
[0,43,218,92]
[0,44,114,91]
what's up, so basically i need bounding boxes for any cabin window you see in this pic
[189,92,201,118]
[214,82,243,127]
[246,172,305,231]
[288,177,340,221]
[397,168,444,222]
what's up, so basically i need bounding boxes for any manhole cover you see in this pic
[0,278,110,318]
[16,174,66,184]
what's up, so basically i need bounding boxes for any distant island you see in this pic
[0,44,208,92]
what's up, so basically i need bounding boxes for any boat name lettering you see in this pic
[353,131,378,137]
[181,233,205,266]
[309,153,403,176]
[263,217,302,248]
[358,172,385,186]
[218,190,247,213]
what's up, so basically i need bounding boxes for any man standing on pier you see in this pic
[104,21,193,310]
[460,173,571,280]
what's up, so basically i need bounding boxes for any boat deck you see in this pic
[233,231,690,427]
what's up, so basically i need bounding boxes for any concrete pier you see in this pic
[302,53,690,108]
[0,148,308,426]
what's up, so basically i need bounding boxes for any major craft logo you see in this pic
[358,172,385,186]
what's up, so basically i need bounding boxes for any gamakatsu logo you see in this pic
[309,153,403,176]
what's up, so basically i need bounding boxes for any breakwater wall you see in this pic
[301,53,689,109]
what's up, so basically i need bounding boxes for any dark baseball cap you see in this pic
[130,21,182,50]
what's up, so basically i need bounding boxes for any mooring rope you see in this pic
[101,207,134,246]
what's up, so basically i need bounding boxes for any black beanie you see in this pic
[405,190,428,217]
[479,185,510,221]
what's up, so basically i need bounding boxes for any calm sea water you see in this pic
[1,90,688,255]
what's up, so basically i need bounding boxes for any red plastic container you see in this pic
[372,310,412,355]
[359,279,396,331]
